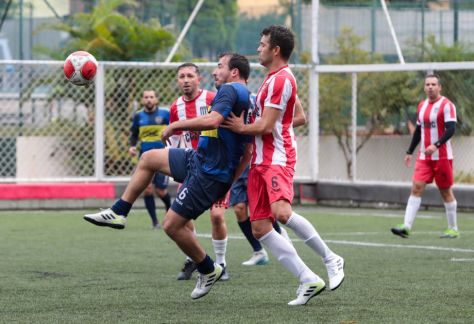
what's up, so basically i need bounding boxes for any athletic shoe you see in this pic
[177,259,197,280]
[440,228,460,238]
[324,255,345,290]
[242,249,269,266]
[191,263,223,299]
[152,223,161,230]
[288,278,326,306]
[83,209,126,229]
[219,263,230,281]
[391,224,410,238]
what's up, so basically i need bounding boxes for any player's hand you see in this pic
[404,154,412,167]
[128,146,138,157]
[221,112,244,133]
[161,125,175,145]
[424,144,437,155]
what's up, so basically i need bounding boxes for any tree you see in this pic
[320,28,418,179]
[34,0,176,176]
[36,0,174,61]
[409,35,474,134]
[175,0,238,60]
[236,11,286,56]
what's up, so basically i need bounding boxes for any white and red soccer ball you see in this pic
[63,51,98,86]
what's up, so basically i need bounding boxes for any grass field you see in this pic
[1,206,473,323]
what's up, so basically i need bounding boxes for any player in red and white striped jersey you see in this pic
[169,63,230,281]
[223,25,344,306]
[391,74,459,239]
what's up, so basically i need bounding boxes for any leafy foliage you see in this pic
[320,28,418,178]
[175,0,238,60]
[409,35,474,134]
[35,0,174,61]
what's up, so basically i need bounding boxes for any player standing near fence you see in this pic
[391,74,459,239]
[128,90,171,229]
[223,25,345,305]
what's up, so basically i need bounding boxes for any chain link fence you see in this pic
[317,63,474,185]
[0,61,311,183]
[2,60,474,185]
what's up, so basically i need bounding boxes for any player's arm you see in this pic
[222,106,280,135]
[129,114,139,156]
[161,111,224,144]
[404,124,421,167]
[293,96,306,127]
[425,121,456,155]
[233,143,253,182]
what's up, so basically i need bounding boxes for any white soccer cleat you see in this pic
[191,263,223,299]
[288,278,326,306]
[242,249,269,266]
[83,208,126,230]
[324,255,345,290]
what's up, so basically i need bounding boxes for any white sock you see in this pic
[279,226,293,245]
[444,200,458,231]
[285,212,333,259]
[404,195,421,229]
[259,229,319,283]
[212,238,227,266]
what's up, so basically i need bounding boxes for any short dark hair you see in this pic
[261,25,295,60]
[176,63,200,75]
[219,52,250,81]
[142,89,156,96]
[425,73,441,85]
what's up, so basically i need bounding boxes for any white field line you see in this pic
[322,230,474,236]
[197,233,474,254]
[306,210,439,220]
[302,208,474,221]
[450,258,474,262]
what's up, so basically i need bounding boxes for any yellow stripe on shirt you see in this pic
[139,125,167,142]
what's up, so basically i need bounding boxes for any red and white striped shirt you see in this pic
[252,65,297,169]
[169,89,215,149]
[416,96,456,160]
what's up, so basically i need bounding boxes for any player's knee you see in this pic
[139,150,160,169]
[210,214,224,227]
[233,204,247,221]
[155,188,167,197]
[144,185,153,195]
[162,217,174,236]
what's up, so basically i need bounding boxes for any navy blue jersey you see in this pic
[129,107,170,154]
[195,83,251,183]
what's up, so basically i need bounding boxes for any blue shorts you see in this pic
[152,172,169,189]
[230,174,248,206]
[168,148,231,220]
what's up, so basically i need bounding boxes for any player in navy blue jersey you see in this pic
[84,53,252,300]
[128,90,172,229]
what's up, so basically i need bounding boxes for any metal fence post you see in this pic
[94,63,105,181]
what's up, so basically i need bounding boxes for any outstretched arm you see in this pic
[161,111,224,144]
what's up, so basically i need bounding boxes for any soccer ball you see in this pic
[63,51,98,86]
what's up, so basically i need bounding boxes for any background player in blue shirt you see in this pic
[128,89,171,229]
[85,53,252,300]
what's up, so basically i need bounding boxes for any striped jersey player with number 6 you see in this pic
[222,25,345,306]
